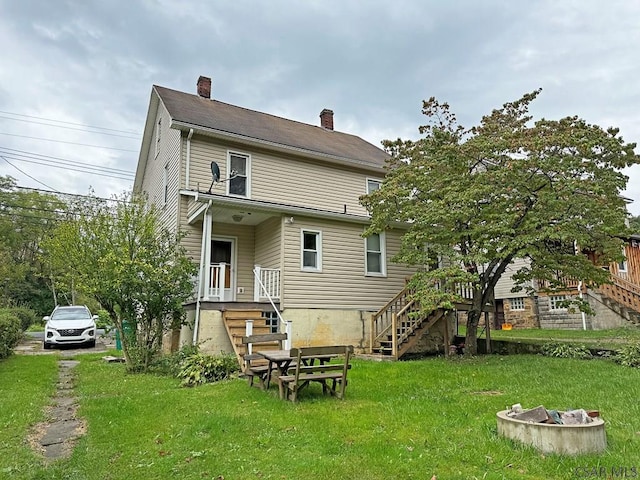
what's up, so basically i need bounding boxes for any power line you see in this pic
[12,185,129,203]
[0,132,138,152]
[0,110,140,136]
[1,154,134,181]
[0,115,140,140]
[0,146,134,175]
[1,155,58,191]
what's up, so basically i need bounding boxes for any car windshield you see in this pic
[51,307,91,321]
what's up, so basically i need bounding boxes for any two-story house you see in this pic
[134,76,424,357]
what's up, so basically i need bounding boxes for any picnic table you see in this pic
[259,346,353,401]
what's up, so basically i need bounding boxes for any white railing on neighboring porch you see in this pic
[253,266,281,301]
[208,263,229,300]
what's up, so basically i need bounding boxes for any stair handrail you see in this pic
[610,274,640,296]
[253,267,291,348]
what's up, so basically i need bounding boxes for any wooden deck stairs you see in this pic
[223,310,281,371]
[369,283,477,359]
[597,275,640,325]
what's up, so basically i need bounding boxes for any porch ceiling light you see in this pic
[232,214,244,223]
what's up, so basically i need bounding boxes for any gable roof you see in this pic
[154,85,390,169]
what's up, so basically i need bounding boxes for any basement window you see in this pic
[509,297,525,311]
[549,295,567,311]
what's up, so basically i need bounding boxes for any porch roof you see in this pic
[183,190,373,226]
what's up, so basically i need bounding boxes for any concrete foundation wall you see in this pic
[586,290,631,330]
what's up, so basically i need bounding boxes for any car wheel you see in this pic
[87,340,96,348]
[43,342,51,350]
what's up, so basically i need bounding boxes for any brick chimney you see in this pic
[320,108,334,130]
[197,75,211,99]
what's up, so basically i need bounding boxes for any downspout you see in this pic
[193,200,212,345]
[185,128,194,190]
[578,281,587,330]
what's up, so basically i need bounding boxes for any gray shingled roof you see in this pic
[154,85,389,168]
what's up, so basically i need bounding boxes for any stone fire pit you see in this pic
[496,409,607,455]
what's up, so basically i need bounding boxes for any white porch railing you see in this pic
[253,266,281,301]
[208,263,230,300]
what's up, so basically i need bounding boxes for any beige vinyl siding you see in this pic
[140,106,181,232]
[255,217,281,268]
[282,217,413,310]
[494,257,532,299]
[211,222,255,302]
[185,136,376,215]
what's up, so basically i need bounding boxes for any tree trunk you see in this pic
[465,308,481,355]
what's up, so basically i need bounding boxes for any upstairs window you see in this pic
[227,152,250,198]
[301,230,322,272]
[365,232,386,276]
[618,248,628,273]
[366,178,382,193]
[163,163,169,204]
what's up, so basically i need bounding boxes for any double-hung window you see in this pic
[365,232,386,276]
[366,178,382,193]
[549,295,566,311]
[301,230,322,272]
[227,152,250,197]
[509,297,525,311]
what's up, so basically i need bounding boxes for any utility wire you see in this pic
[1,155,58,191]
[0,132,138,152]
[12,185,129,203]
[0,115,140,140]
[0,110,140,135]
[0,146,134,174]
[1,154,134,181]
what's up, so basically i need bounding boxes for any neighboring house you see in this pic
[490,235,640,330]
[133,76,420,358]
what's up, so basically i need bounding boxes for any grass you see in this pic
[2,351,640,479]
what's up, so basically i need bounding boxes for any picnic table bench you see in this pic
[277,345,353,402]
[242,333,287,389]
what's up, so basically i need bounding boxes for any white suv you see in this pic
[43,305,97,349]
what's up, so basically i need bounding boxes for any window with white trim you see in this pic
[227,152,250,198]
[301,230,322,271]
[162,163,169,204]
[366,178,382,193]
[365,232,386,276]
[618,248,628,273]
[155,118,161,158]
[509,297,525,311]
[549,295,567,311]
[264,311,279,334]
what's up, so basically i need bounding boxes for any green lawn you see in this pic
[2,351,640,480]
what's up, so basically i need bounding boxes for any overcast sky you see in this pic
[1,0,639,214]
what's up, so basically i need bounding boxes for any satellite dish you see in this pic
[208,161,221,193]
[211,161,220,182]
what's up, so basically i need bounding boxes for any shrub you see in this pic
[0,310,22,359]
[613,343,640,368]
[9,307,38,331]
[150,344,200,377]
[178,352,239,387]
[540,342,592,359]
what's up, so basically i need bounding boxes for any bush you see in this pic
[0,310,22,359]
[613,343,640,368]
[178,352,239,387]
[540,342,592,359]
[9,307,38,331]
[150,344,200,377]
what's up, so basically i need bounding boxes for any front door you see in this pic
[210,238,235,301]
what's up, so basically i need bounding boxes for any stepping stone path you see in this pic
[28,360,86,461]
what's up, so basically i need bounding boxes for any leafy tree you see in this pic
[42,194,197,371]
[362,90,639,354]
[0,176,67,314]
[629,215,640,234]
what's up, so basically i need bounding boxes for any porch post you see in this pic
[284,320,292,350]
[245,320,253,355]
[253,265,261,302]
[203,210,212,300]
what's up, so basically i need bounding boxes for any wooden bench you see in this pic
[277,345,353,402]
[241,333,287,389]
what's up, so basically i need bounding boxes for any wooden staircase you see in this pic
[369,287,448,359]
[597,275,640,325]
[223,310,281,370]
